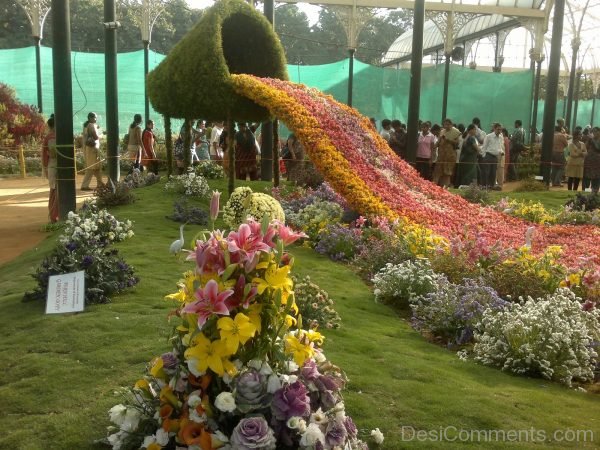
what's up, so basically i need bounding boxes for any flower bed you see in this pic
[230,75,600,271]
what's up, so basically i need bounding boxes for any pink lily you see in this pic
[227,223,271,262]
[273,220,308,246]
[210,190,221,224]
[183,279,233,328]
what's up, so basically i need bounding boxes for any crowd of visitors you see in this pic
[377,115,599,193]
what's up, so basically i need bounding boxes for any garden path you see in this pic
[0,175,94,266]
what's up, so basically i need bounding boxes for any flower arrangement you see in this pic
[123,169,161,189]
[165,169,211,198]
[230,74,600,271]
[223,187,285,229]
[372,259,441,306]
[195,160,225,179]
[95,180,136,208]
[59,202,134,248]
[473,288,600,387]
[103,219,372,449]
[167,197,209,225]
[292,275,341,329]
[410,278,509,345]
[24,202,137,304]
[286,200,343,242]
[315,223,363,262]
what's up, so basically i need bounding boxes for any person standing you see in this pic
[234,122,258,180]
[194,120,210,161]
[551,126,569,187]
[141,119,158,174]
[80,112,103,191]
[416,121,435,180]
[389,120,407,159]
[210,121,224,162]
[472,117,486,145]
[565,129,587,191]
[507,120,525,181]
[495,128,510,189]
[479,123,505,189]
[455,124,480,187]
[583,127,600,193]
[433,118,460,188]
[380,119,392,143]
[42,114,59,222]
[127,114,143,171]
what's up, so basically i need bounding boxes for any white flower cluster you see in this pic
[473,288,600,387]
[223,187,285,228]
[372,259,442,305]
[60,205,134,247]
[164,170,210,198]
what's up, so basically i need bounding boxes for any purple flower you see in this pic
[314,374,344,393]
[66,242,78,252]
[344,416,358,438]
[326,420,348,447]
[230,416,276,450]
[81,255,94,267]
[300,360,320,381]
[271,381,311,421]
[160,352,179,372]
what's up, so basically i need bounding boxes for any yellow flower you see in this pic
[147,443,161,450]
[253,263,293,295]
[217,313,257,353]
[150,357,167,380]
[246,303,263,332]
[185,333,235,376]
[284,332,315,366]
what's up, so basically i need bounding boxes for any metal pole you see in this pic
[591,88,597,127]
[261,0,274,181]
[34,36,43,113]
[441,53,450,121]
[143,40,150,122]
[51,0,76,219]
[530,57,543,146]
[348,48,355,107]
[565,40,579,131]
[406,0,424,166]
[540,0,565,185]
[573,70,582,128]
[105,0,120,183]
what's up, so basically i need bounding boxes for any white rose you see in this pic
[371,428,384,444]
[214,392,236,412]
[108,404,127,426]
[121,407,141,432]
[300,423,325,447]
[310,408,328,426]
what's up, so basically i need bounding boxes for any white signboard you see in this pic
[45,271,85,314]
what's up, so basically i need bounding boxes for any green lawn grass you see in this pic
[0,182,598,449]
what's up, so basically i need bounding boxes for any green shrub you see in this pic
[292,275,341,329]
[458,182,490,205]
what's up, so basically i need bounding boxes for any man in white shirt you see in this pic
[380,119,392,143]
[479,122,505,189]
[210,121,224,161]
[472,117,486,145]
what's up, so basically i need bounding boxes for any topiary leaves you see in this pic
[147,0,288,122]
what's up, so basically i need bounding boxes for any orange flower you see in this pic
[178,419,213,448]
[159,404,173,420]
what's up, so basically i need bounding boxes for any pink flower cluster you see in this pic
[241,76,600,270]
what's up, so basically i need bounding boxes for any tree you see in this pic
[357,10,412,65]
[274,4,314,65]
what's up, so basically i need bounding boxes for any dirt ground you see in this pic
[0,175,97,266]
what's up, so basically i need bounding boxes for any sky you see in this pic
[185,0,322,24]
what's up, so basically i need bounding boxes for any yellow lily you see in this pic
[185,333,234,376]
[285,332,315,366]
[217,313,257,354]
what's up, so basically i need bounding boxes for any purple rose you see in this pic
[326,420,348,447]
[344,416,358,438]
[271,381,311,421]
[300,360,320,381]
[160,352,179,372]
[230,417,276,450]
